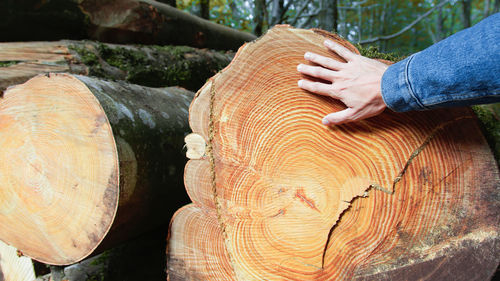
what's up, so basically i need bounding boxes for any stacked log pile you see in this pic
[0,1,252,280]
[0,40,233,93]
[0,2,499,279]
[0,0,256,50]
[167,25,500,280]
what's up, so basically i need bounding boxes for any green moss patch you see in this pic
[357,44,407,62]
[472,104,500,163]
[0,61,22,67]
[69,42,232,90]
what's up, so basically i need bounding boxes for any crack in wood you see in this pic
[321,115,474,269]
[391,116,474,191]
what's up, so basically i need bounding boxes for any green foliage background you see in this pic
[176,0,497,55]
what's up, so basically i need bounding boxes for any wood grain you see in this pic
[167,25,500,280]
[0,240,36,281]
[0,74,193,265]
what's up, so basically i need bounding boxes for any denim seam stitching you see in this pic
[423,91,500,107]
[404,55,427,110]
[422,90,500,105]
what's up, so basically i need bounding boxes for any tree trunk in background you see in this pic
[461,0,472,28]
[157,0,176,7]
[253,0,266,36]
[0,74,194,265]
[0,0,256,50]
[484,0,491,17]
[167,25,500,280]
[318,0,338,32]
[270,0,284,27]
[200,0,210,19]
[435,7,445,42]
[0,41,233,93]
[494,0,500,13]
[332,0,338,33]
[378,0,389,51]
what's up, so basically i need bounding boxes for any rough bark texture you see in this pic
[167,25,500,280]
[34,226,170,281]
[0,40,233,93]
[0,0,256,50]
[0,74,193,265]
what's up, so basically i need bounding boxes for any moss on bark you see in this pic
[0,61,21,67]
[357,44,407,62]
[69,42,233,91]
[472,104,500,163]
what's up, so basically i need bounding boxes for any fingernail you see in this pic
[298,80,303,87]
[297,64,302,71]
[324,40,334,47]
[322,118,330,125]
[304,52,311,59]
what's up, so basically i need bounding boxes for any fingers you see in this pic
[297,63,338,81]
[298,79,336,97]
[304,52,344,70]
[322,108,357,125]
[324,40,357,62]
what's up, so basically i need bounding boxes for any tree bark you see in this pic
[0,73,194,265]
[318,0,338,32]
[157,0,176,8]
[435,7,445,42]
[270,0,284,27]
[167,25,500,280]
[484,0,491,18]
[0,40,233,93]
[0,0,256,50]
[200,0,210,19]
[253,0,266,36]
[35,225,170,281]
[461,0,472,28]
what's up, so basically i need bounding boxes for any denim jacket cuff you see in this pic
[381,54,426,112]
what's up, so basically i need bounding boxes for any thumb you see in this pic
[322,108,357,125]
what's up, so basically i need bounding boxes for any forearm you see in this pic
[381,13,500,112]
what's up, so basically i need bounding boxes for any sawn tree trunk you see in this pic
[0,74,194,265]
[0,40,233,93]
[0,0,256,50]
[167,25,500,280]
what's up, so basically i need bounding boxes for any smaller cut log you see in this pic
[0,240,36,281]
[0,73,193,265]
[0,40,233,92]
[0,0,256,50]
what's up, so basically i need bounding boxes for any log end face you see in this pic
[0,73,119,265]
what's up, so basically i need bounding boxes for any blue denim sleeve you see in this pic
[381,13,500,112]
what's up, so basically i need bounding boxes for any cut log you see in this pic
[0,0,256,50]
[0,40,233,93]
[0,73,194,265]
[167,25,500,280]
[0,240,36,281]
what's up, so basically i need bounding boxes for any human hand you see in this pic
[297,40,389,125]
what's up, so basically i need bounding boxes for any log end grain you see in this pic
[168,25,500,280]
[0,73,119,265]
